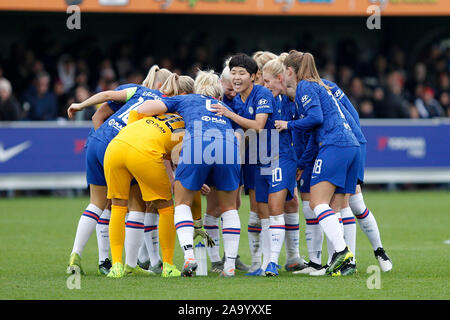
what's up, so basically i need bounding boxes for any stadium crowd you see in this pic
[0,32,449,121]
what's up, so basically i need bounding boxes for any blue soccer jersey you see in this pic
[92,87,163,146]
[289,80,359,148]
[233,84,274,166]
[270,94,297,161]
[322,79,367,144]
[162,94,240,191]
[107,83,141,112]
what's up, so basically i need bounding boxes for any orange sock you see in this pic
[109,205,128,265]
[158,205,175,264]
[191,191,202,221]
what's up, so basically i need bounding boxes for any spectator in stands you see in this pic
[348,77,368,107]
[376,71,410,118]
[21,71,58,121]
[358,99,375,118]
[57,55,76,94]
[414,86,445,118]
[0,78,22,121]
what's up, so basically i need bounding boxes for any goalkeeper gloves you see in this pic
[193,219,215,247]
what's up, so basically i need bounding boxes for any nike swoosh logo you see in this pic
[311,176,317,179]
[0,141,32,163]
[271,183,281,187]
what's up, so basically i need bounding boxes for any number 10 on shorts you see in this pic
[313,159,322,175]
[272,167,282,183]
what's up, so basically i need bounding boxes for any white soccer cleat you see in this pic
[309,265,328,276]
[374,248,393,272]
[293,261,323,275]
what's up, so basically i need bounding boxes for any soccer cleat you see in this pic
[374,247,393,272]
[107,262,124,278]
[265,262,279,277]
[137,259,150,270]
[149,260,163,274]
[67,252,85,275]
[292,261,323,275]
[235,255,250,272]
[248,262,262,273]
[210,261,224,273]
[220,268,235,277]
[181,258,198,277]
[162,262,181,278]
[331,262,357,277]
[285,257,308,272]
[245,268,265,276]
[123,264,155,277]
[326,246,353,274]
[309,264,328,276]
[98,258,112,276]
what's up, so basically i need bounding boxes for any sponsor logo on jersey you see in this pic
[301,95,312,106]
[108,118,124,131]
[201,116,227,125]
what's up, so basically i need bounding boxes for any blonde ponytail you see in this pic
[297,53,330,90]
[252,51,278,72]
[142,65,172,90]
[284,50,330,90]
[160,74,194,97]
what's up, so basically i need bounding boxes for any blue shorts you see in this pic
[175,138,241,191]
[358,143,366,185]
[175,162,240,191]
[254,158,297,203]
[310,145,360,194]
[242,163,256,192]
[298,165,313,194]
[85,137,108,186]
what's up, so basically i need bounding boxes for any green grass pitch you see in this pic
[0,191,449,300]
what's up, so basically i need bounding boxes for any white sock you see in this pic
[284,212,300,263]
[350,193,383,250]
[341,206,357,258]
[260,218,271,271]
[326,211,344,265]
[221,209,241,271]
[144,212,161,266]
[303,201,323,265]
[96,209,111,264]
[269,214,285,264]
[314,204,346,253]
[174,204,195,261]
[247,211,262,264]
[138,241,149,263]
[125,211,145,268]
[326,235,335,265]
[71,203,102,257]
[204,214,221,263]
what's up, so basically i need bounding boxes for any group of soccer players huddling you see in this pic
[66,50,393,279]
